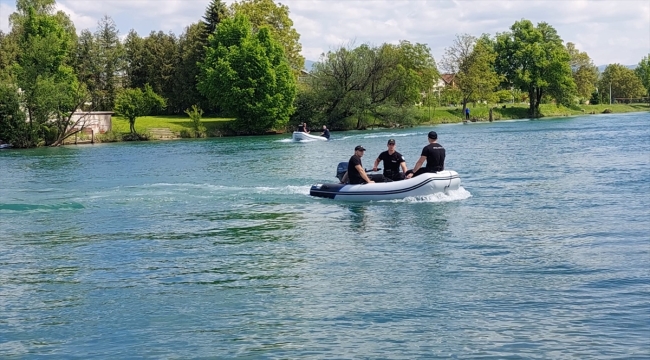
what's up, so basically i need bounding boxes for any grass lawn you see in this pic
[111,115,233,135]
[419,103,649,124]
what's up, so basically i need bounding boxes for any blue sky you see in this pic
[1,0,648,66]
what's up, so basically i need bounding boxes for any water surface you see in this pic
[1,113,649,358]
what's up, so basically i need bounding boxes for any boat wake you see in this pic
[379,186,472,203]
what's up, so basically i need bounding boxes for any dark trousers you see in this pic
[465,112,470,119]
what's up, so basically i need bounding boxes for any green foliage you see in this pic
[198,14,296,134]
[0,84,30,147]
[231,0,304,72]
[589,91,599,105]
[305,41,438,129]
[599,64,646,102]
[202,0,228,41]
[114,84,167,134]
[184,104,207,138]
[441,34,501,109]
[635,55,650,98]
[566,42,598,101]
[96,130,123,142]
[495,20,576,116]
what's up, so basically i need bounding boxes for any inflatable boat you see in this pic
[309,162,461,201]
[292,131,328,141]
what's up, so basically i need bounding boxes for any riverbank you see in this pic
[103,103,648,141]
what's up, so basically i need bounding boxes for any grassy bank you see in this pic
[106,103,648,140]
[111,115,233,136]
[419,103,649,124]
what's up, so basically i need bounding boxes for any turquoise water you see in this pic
[1,113,649,358]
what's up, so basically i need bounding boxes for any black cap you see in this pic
[387,138,395,145]
[428,131,438,139]
[354,145,366,151]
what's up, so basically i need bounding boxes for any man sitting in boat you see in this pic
[320,125,330,140]
[340,145,375,184]
[297,123,306,133]
[406,131,445,179]
[372,138,408,182]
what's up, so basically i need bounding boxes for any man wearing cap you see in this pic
[406,131,445,179]
[372,138,408,182]
[341,145,375,184]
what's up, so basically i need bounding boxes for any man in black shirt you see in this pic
[341,145,375,184]
[320,125,330,140]
[372,138,408,181]
[406,131,445,179]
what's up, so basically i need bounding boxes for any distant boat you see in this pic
[0,144,12,149]
[292,131,328,141]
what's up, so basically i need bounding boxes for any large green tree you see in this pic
[566,42,598,102]
[0,84,28,147]
[170,22,210,114]
[198,14,296,134]
[495,20,576,117]
[230,0,304,72]
[305,41,438,129]
[635,55,650,100]
[12,4,77,145]
[441,34,501,112]
[598,64,646,103]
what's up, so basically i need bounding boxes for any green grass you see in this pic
[418,103,649,124]
[111,115,233,135]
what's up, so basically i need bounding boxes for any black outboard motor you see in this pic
[336,161,348,182]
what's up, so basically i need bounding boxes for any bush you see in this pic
[96,130,123,142]
[122,132,150,141]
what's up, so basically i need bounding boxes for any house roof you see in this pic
[441,74,455,85]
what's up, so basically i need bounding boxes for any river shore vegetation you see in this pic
[1,0,649,147]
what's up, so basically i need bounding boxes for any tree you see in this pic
[202,0,228,42]
[230,0,304,72]
[12,5,77,145]
[305,41,438,129]
[170,23,210,114]
[93,16,124,110]
[635,54,650,100]
[184,105,206,138]
[441,34,501,112]
[0,84,29,147]
[566,42,598,102]
[598,64,646,103]
[114,84,166,134]
[495,20,576,117]
[198,14,296,134]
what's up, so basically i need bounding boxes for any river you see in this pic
[1,112,648,358]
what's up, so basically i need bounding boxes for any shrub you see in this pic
[96,130,123,142]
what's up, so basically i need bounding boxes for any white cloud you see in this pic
[1,0,648,65]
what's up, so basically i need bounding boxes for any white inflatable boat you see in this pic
[310,162,461,201]
[292,131,328,141]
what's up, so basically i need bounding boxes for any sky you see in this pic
[1,0,649,67]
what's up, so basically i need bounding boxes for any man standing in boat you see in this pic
[406,131,445,179]
[341,145,375,184]
[372,138,408,181]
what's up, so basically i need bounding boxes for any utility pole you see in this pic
[609,82,612,105]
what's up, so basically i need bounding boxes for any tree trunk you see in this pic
[528,88,535,117]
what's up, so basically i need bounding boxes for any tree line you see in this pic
[1,0,649,147]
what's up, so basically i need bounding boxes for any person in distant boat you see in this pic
[297,123,306,132]
[320,125,330,140]
[340,145,374,184]
[405,131,445,179]
[303,122,309,133]
[465,107,470,120]
[372,138,407,182]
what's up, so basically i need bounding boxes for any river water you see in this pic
[1,113,649,358]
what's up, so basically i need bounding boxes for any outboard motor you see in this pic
[336,161,348,182]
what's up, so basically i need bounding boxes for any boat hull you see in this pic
[310,170,460,201]
[292,131,328,141]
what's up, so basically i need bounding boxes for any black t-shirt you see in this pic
[421,143,445,172]
[321,129,330,139]
[297,124,304,132]
[377,150,405,176]
[347,155,364,184]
